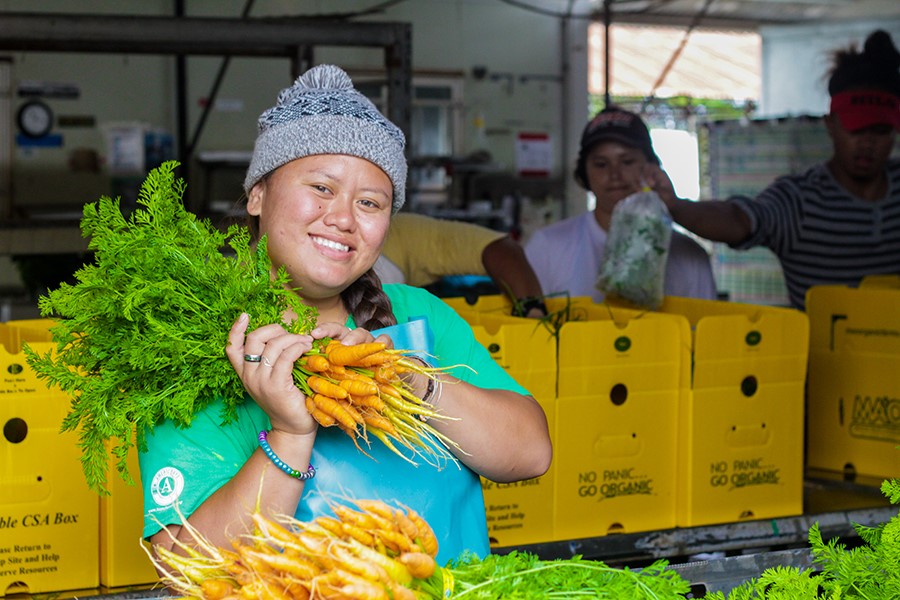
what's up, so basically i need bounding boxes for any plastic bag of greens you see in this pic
[596,188,672,310]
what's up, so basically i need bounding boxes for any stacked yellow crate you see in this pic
[806,281,900,481]
[0,320,99,596]
[553,299,688,539]
[0,319,159,596]
[99,444,159,589]
[659,297,808,527]
[445,295,810,544]
[445,296,558,547]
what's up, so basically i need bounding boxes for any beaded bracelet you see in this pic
[422,376,436,404]
[418,375,438,422]
[257,430,316,481]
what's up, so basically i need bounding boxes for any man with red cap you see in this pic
[651,29,900,310]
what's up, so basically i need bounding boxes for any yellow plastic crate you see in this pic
[859,274,900,289]
[448,305,557,403]
[100,443,158,589]
[660,297,808,528]
[553,302,688,540]
[480,395,556,548]
[806,285,900,480]
[0,320,99,596]
[444,299,557,546]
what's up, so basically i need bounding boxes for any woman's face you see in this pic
[247,154,393,300]
[826,115,896,183]
[584,140,648,224]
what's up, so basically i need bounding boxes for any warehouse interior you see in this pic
[1,1,900,598]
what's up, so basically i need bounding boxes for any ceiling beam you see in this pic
[591,12,797,30]
[0,12,409,56]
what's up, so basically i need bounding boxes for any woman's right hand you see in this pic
[226,313,317,436]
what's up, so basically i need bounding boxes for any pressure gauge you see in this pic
[16,100,54,138]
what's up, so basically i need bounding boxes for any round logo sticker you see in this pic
[151,466,184,507]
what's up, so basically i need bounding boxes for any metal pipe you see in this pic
[603,0,612,107]
[0,12,407,55]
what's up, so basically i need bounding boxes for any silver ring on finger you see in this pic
[244,354,263,363]
[262,356,274,368]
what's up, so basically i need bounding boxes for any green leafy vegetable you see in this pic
[23,161,317,494]
[446,479,900,599]
[596,189,672,310]
[447,551,691,598]
[702,477,900,599]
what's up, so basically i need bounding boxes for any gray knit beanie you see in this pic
[244,64,407,212]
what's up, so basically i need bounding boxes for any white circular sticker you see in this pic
[150,466,184,507]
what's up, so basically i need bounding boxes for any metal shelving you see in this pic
[495,500,893,565]
[0,11,412,253]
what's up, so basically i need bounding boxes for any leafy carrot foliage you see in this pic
[447,551,691,598]
[23,161,317,494]
[702,477,900,599]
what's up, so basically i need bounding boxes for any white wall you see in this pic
[759,19,900,118]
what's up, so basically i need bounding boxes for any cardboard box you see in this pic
[0,320,100,596]
[445,294,808,539]
[660,297,808,527]
[806,285,900,480]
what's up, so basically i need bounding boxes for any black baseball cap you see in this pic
[574,107,660,188]
[579,107,660,164]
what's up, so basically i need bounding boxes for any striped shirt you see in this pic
[730,158,900,310]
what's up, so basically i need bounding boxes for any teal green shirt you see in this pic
[139,284,528,564]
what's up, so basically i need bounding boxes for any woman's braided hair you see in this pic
[341,269,397,331]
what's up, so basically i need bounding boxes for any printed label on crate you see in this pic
[0,508,85,577]
[482,476,547,536]
[0,508,98,591]
[1,374,38,394]
[707,457,782,491]
[571,468,656,502]
[808,351,900,480]
[0,540,63,580]
[847,393,900,443]
[833,321,900,354]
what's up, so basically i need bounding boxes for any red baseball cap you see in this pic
[830,89,900,131]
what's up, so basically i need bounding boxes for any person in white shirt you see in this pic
[525,106,717,303]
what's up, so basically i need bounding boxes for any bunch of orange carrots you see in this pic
[151,498,449,600]
[295,340,457,467]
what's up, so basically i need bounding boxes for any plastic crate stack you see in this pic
[445,294,809,546]
[806,276,900,482]
[0,320,157,597]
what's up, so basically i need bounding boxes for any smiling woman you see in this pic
[247,155,393,307]
[138,64,553,573]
